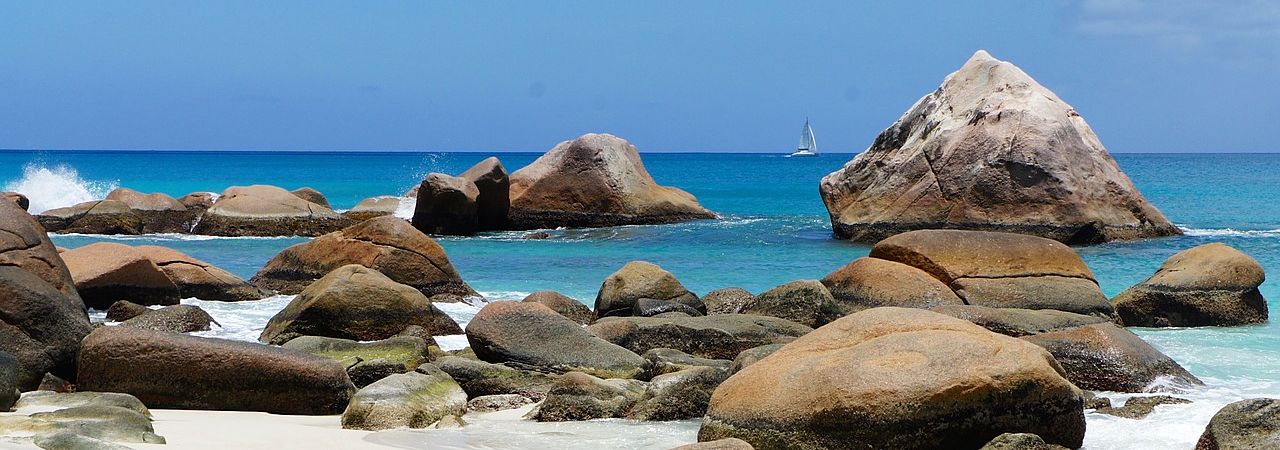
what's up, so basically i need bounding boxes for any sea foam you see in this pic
[3,163,117,214]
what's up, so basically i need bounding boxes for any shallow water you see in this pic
[6,150,1280,449]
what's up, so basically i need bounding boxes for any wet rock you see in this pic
[77,326,354,414]
[290,187,330,209]
[0,266,92,390]
[61,242,180,309]
[588,314,811,360]
[411,173,479,235]
[104,301,149,322]
[1021,323,1201,392]
[643,348,731,378]
[120,304,218,333]
[1113,243,1268,327]
[460,157,511,230]
[929,305,1107,337]
[635,298,704,317]
[699,307,1085,450]
[821,257,963,312]
[251,216,476,299]
[259,264,460,344]
[819,50,1177,244]
[521,291,592,324]
[435,356,557,398]
[729,344,784,375]
[629,366,729,421]
[192,185,351,237]
[522,231,551,240]
[135,245,268,301]
[1095,395,1190,419]
[870,230,1116,318]
[594,261,701,319]
[702,288,754,315]
[466,301,646,379]
[0,405,165,444]
[344,196,401,221]
[340,364,467,431]
[739,280,842,328]
[530,372,647,422]
[509,133,715,229]
[979,433,1070,450]
[1196,398,1280,450]
[467,394,534,412]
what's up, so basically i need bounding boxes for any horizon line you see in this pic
[3,148,1279,155]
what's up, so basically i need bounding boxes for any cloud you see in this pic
[1067,0,1280,58]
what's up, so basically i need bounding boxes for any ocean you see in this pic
[4,150,1280,449]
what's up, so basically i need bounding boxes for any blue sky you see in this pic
[1,1,1276,152]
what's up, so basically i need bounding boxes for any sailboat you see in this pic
[787,118,819,157]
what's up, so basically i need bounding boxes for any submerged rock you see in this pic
[1021,322,1201,392]
[508,133,715,229]
[259,264,460,345]
[78,326,355,415]
[251,216,477,299]
[819,50,1177,244]
[1095,395,1190,419]
[192,184,352,236]
[1196,398,1280,450]
[588,314,811,360]
[61,242,181,309]
[340,364,467,431]
[699,307,1085,450]
[595,261,701,319]
[1113,243,1268,327]
[466,301,646,379]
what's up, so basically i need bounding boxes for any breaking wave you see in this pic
[3,163,117,214]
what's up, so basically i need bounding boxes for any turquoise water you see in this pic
[4,150,1280,448]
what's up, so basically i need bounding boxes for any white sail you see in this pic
[789,119,819,157]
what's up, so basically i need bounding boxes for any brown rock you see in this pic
[192,185,351,236]
[177,192,216,209]
[1,192,29,211]
[1095,395,1189,419]
[1113,243,1268,327]
[106,300,151,322]
[0,268,92,390]
[344,196,401,221]
[61,242,180,309]
[929,305,1107,337]
[699,307,1085,450]
[1196,398,1280,450]
[672,438,755,450]
[260,264,460,345]
[1021,322,1201,392]
[460,157,511,230]
[595,261,701,319]
[821,257,963,312]
[105,188,185,211]
[135,245,267,301]
[37,200,144,235]
[522,291,592,324]
[250,216,476,299]
[466,301,647,379]
[703,288,755,315]
[0,199,82,300]
[588,314,811,360]
[120,304,219,333]
[508,133,715,228]
[77,326,355,414]
[739,280,842,328]
[819,50,1178,244]
[411,173,480,235]
[290,187,331,208]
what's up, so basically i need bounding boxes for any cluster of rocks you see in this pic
[410,134,717,236]
[59,242,267,309]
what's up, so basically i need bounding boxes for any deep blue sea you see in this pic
[4,150,1279,448]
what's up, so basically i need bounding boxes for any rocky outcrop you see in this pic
[282,336,430,387]
[821,257,964,312]
[60,242,181,309]
[703,288,755,315]
[509,133,715,228]
[105,188,185,211]
[0,200,82,300]
[191,185,352,236]
[412,173,480,235]
[250,216,476,299]
[435,356,557,398]
[699,307,1085,450]
[177,192,216,209]
[36,200,144,235]
[340,364,467,431]
[522,291,592,324]
[868,230,1116,318]
[819,50,1177,244]
[1021,322,1201,392]
[460,157,511,230]
[595,261,701,319]
[1113,243,1268,327]
[1196,398,1280,450]
[0,405,166,445]
[290,187,330,208]
[466,301,647,379]
[135,245,267,301]
[78,326,355,414]
[259,264,460,345]
[344,196,401,221]
[929,305,1107,337]
[739,280,842,328]
[1,192,28,211]
[120,304,219,333]
[588,314,812,360]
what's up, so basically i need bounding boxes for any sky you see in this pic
[1,1,1277,153]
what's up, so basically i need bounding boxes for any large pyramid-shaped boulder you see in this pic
[509,133,715,229]
[819,50,1178,245]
